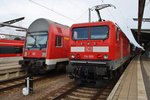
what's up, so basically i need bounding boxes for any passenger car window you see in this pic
[55,35,62,47]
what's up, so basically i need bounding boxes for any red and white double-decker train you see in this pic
[0,34,24,57]
[67,21,130,83]
[19,18,69,74]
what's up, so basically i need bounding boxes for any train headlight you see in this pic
[42,52,46,57]
[24,52,27,56]
[71,54,75,59]
[103,54,108,59]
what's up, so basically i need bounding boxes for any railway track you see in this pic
[41,79,116,100]
[53,86,104,100]
[0,70,66,93]
[0,75,46,92]
[0,76,26,92]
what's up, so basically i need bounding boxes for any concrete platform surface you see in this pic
[0,57,22,70]
[0,57,22,64]
[141,55,150,99]
[107,55,148,100]
[0,57,25,81]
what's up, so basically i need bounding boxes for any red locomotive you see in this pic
[66,21,130,83]
[19,18,69,74]
[0,34,24,57]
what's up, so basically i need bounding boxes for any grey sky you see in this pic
[0,0,149,48]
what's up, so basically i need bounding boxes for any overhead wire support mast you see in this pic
[137,0,146,43]
[89,4,116,22]
[0,23,27,31]
[0,17,25,27]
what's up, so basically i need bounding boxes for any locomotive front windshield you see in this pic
[26,32,48,49]
[72,26,108,40]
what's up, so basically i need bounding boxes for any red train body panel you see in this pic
[67,21,130,82]
[19,18,69,73]
[0,39,24,57]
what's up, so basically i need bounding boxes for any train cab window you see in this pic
[26,32,48,49]
[72,26,108,40]
[72,27,88,40]
[90,26,108,40]
[55,35,62,47]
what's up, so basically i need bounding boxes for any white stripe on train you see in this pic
[46,58,69,65]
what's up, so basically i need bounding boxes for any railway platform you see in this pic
[0,57,22,71]
[0,57,26,81]
[0,57,22,64]
[107,55,149,100]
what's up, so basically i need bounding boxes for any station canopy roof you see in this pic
[131,28,150,47]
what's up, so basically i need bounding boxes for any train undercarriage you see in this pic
[19,58,68,74]
[67,59,129,84]
[19,58,46,74]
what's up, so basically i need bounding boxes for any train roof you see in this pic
[71,21,115,28]
[70,20,129,42]
[28,18,69,33]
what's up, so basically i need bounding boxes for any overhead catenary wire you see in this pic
[100,0,130,32]
[66,0,85,11]
[101,0,133,32]
[66,0,98,22]
[76,9,89,20]
[29,0,76,22]
[66,0,93,22]
[101,0,143,49]
[65,0,88,21]
[108,0,134,27]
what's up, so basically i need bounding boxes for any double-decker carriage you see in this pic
[19,18,69,74]
[0,34,24,57]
